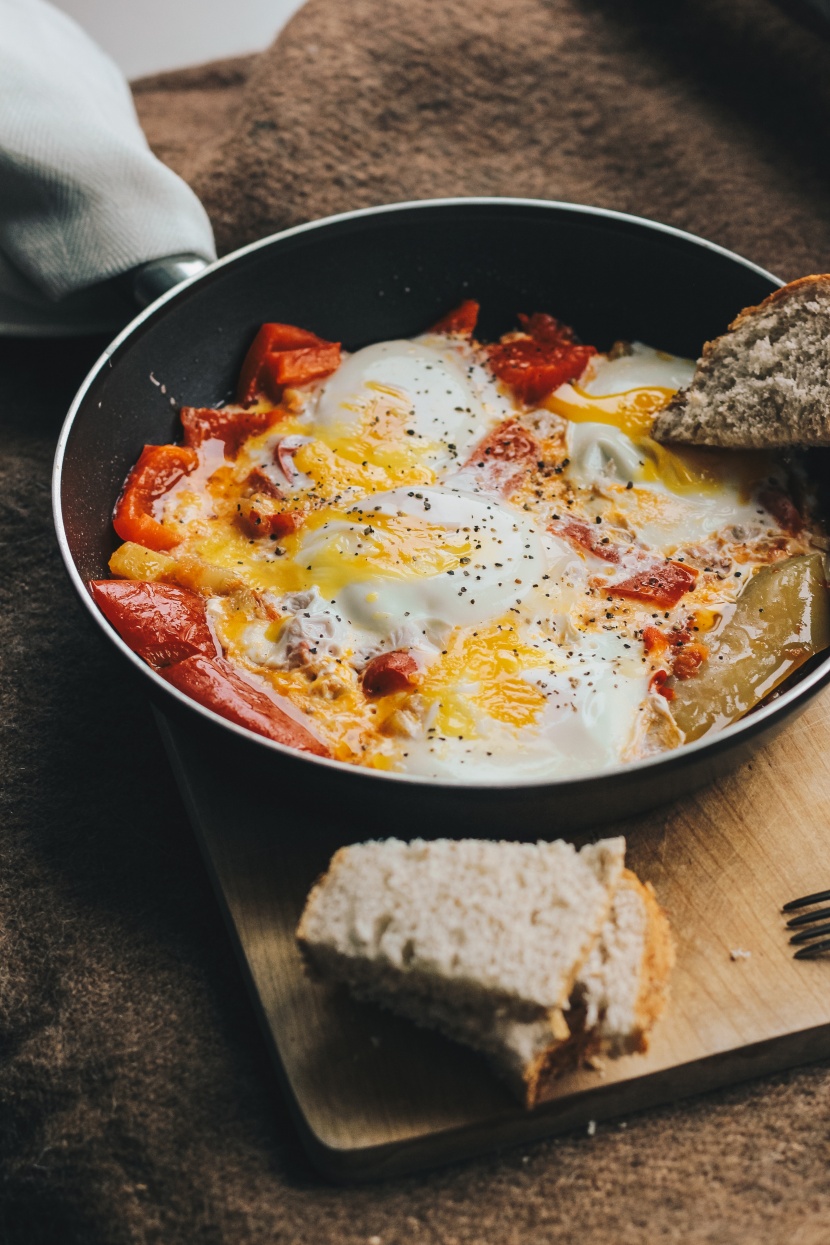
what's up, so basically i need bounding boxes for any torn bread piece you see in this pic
[420,869,675,1105]
[297,838,673,1107]
[651,274,830,448]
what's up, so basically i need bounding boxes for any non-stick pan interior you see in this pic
[60,200,778,582]
[60,198,826,828]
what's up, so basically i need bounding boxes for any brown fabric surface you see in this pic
[134,0,830,280]
[4,1,830,1241]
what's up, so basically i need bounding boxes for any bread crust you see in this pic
[525,872,675,1108]
[726,273,830,333]
[651,273,830,448]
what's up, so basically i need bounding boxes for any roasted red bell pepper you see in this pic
[430,299,480,336]
[610,562,698,609]
[113,444,198,551]
[362,650,420,697]
[159,653,329,755]
[180,406,283,459]
[88,580,217,667]
[236,323,341,404]
[488,312,596,405]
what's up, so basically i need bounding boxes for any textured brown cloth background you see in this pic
[3,0,830,1241]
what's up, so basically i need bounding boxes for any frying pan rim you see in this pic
[53,194,830,791]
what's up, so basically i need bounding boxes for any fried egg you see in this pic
[143,327,816,782]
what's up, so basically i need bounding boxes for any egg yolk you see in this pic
[547,382,674,438]
[417,620,549,738]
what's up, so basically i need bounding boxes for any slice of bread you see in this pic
[419,869,675,1106]
[297,837,674,1107]
[651,274,830,448]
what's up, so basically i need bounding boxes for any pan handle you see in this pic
[131,253,211,308]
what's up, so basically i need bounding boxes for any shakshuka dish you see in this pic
[90,301,830,781]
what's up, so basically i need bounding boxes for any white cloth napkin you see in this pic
[0,0,216,335]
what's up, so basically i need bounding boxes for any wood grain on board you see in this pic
[154,689,830,1181]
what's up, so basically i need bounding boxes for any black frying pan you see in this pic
[53,197,826,833]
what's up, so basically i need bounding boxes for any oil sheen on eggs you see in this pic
[159,332,804,782]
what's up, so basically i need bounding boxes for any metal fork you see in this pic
[783,889,830,959]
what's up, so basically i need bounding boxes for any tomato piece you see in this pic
[243,467,284,500]
[610,562,698,609]
[362,651,420,697]
[113,444,198,551]
[672,642,709,680]
[463,420,538,495]
[236,323,341,404]
[550,517,621,564]
[487,313,596,405]
[88,580,217,667]
[237,495,304,539]
[430,300,480,336]
[759,487,803,535]
[642,624,708,681]
[649,669,675,700]
[642,624,671,656]
[467,420,537,465]
[159,653,329,755]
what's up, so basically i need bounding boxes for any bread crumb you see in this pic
[730,948,752,961]
[587,1119,597,1136]
[368,1237,382,1245]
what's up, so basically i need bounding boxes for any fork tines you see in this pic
[783,889,830,959]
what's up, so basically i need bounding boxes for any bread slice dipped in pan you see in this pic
[651,275,830,448]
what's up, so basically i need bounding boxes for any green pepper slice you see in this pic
[671,553,830,742]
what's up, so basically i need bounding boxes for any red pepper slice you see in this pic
[159,653,329,755]
[269,344,342,389]
[236,323,341,404]
[113,444,198,551]
[487,313,596,405]
[430,300,480,336]
[362,651,420,697]
[180,406,283,459]
[88,580,217,667]
[610,562,698,609]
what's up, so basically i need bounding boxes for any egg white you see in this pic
[175,333,799,783]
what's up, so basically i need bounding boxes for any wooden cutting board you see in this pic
[154,691,830,1182]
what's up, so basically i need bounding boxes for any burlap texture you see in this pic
[3,1,830,1241]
